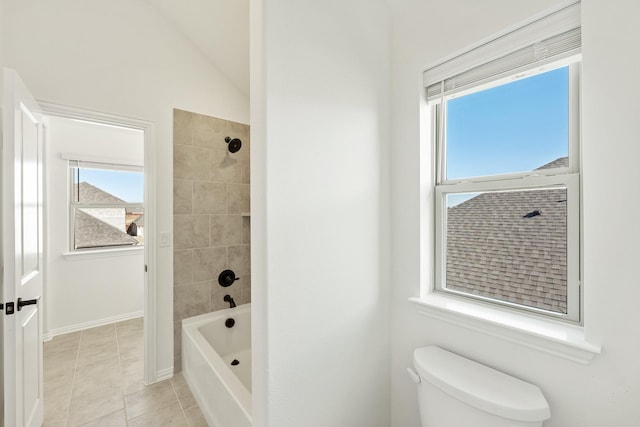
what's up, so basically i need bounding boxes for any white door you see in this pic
[2,68,44,427]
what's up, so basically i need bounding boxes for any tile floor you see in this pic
[43,317,208,426]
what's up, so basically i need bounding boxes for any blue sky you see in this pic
[77,168,144,203]
[445,66,569,180]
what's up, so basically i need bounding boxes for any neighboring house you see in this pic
[446,157,569,313]
[75,182,127,232]
[73,182,139,249]
[126,212,144,237]
[74,209,139,249]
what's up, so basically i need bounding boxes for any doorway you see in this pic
[38,102,158,389]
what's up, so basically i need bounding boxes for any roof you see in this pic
[74,209,139,249]
[75,182,125,204]
[445,157,568,314]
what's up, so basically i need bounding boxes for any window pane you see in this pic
[445,66,569,180]
[74,207,144,249]
[445,187,567,314]
[73,167,143,203]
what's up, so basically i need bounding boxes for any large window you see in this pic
[426,3,581,322]
[69,161,144,251]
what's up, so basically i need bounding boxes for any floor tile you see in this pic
[43,322,204,427]
[77,409,127,426]
[124,380,177,420]
[127,401,189,427]
[171,372,197,410]
[184,405,209,427]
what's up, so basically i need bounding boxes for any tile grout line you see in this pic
[64,331,82,427]
[169,378,192,426]
[115,323,130,427]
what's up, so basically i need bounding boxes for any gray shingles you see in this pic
[445,157,569,313]
[75,210,139,249]
[75,182,126,203]
[72,182,138,249]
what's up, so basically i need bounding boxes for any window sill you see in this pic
[409,293,600,365]
[63,246,144,261]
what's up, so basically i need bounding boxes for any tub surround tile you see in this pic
[193,113,226,149]
[210,215,242,246]
[173,320,182,358]
[174,355,182,374]
[192,181,227,214]
[228,244,251,275]
[173,109,251,342]
[173,109,194,146]
[192,246,227,282]
[241,154,250,184]
[173,215,210,249]
[210,149,242,183]
[227,183,250,214]
[242,216,251,244]
[239,274,252,306]
[173,249,193,286]
[173,179,193,214]
[174,281,211,321]
[173,145,209,181]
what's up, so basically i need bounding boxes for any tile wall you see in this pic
[173,109,250,371]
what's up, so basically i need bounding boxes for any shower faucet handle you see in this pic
[218,269,240,287]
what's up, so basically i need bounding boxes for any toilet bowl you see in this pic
[409,346,550,427]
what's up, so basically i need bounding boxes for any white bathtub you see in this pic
[182,303,252,427]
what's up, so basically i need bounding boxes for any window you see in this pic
[69,160,144,251]
[426,3,581,322]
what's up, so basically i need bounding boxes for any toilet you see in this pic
[409,346,550,427]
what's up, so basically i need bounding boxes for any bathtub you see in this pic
[182,303,252,427]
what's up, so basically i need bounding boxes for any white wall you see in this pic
[251,0,391,425]
[389,0,640,426]
[4,0,249,376]
[44,116,144,336]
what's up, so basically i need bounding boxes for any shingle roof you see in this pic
[445,157,568,313]
[75,182,125,203]
[74,209,139,249]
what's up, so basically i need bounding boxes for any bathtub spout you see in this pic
[224,294,236,308]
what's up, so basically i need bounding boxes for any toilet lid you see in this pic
[413,346,551,422]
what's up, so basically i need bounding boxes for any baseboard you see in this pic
[155,366,174,382]
[43,310,144,341]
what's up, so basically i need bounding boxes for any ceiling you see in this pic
[145,0,250,97]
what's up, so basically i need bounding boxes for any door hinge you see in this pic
[144,264,148,273]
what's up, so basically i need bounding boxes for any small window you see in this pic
[69,161,144,251]
[426,3,581,322]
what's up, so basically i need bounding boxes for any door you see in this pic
[2,68,44,427]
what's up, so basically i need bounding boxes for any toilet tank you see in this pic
[412,346,550,427]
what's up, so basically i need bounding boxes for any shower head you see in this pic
[225,136,242,153]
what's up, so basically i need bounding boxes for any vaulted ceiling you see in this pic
[144,0,250,97]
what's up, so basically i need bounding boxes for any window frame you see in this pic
[431,60,582,323]
[68,159,144,252]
